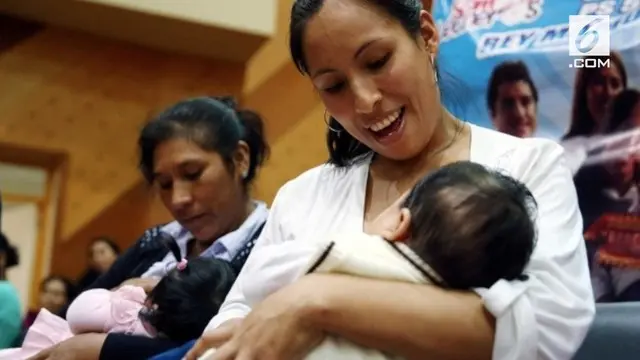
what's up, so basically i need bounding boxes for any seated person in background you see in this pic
[193,162,537,360]
[23,275,76,330]
[0,231,21,349]
[29,96,270,360]
[76,236,121,292]
[0,234,236,360]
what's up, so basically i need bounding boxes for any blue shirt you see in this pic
[0,281,21,349]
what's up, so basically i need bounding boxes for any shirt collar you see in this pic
[202,201,268,260]
[160,201,268,260]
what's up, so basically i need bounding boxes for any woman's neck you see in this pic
[371,110,467,190]
[192,198,256,255]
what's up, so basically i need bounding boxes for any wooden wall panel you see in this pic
[0,27,245,246]
[253,104,327,203]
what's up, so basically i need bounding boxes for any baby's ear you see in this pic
[383,208,412,242]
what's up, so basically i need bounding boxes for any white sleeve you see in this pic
[476,140,595,360]
[204,183,294,332]
[559,137,588,175]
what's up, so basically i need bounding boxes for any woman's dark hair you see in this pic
[487,60,539,115]
[88,236,121,258]
[290,0,465,167]
[0,232,19,279]
[138,96,270,188]
[0,232,19,268]
[564,51,628,139]
[40,275,78,303]
[141,234,237,341]
[403,161,537,289]
[602,88,640,133]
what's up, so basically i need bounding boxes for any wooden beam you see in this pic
[0,14,43,53]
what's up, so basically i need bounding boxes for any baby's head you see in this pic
[376,161,537,289]
[140,234,236,341]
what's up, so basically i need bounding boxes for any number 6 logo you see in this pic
[575,18,602,53]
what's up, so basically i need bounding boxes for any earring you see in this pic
[429,55,438,85]
[241,170,248,179]
[324,110,342,133]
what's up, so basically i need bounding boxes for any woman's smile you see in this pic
[367,106,406,144]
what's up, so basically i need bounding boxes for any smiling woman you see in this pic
[28,97,271,360]
[186,1,594,360]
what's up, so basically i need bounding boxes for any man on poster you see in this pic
[486,60,539,137]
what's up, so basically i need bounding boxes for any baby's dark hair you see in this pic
[141,234,236,341]
[403,161,537,289]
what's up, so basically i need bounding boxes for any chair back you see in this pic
[573,302,640,359]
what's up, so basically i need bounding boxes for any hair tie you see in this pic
[176,258,188,271]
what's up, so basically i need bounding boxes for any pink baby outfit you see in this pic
[0,285,151,360]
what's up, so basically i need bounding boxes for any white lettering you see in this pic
[573,58,611,68]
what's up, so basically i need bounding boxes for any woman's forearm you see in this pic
[301,274,495,360]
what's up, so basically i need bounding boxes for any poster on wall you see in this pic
[433,0,640,302]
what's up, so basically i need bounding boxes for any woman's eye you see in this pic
[323,82,345,94]
[157,181,172,190]
[367,53,391,70]
[184,170,202,181]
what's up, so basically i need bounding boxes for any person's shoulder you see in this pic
[0,281,20,305]
[471,124,563,170]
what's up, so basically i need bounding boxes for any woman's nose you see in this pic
[352,78,382,115]
[171,183,193,210]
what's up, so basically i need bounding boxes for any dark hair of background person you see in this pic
[564,51,628,139]
[138,96,269,190]
[486,60,539,115]
[88,236,121,259]
[76,236,121,292]
[40,274,78,304]
[141,234,237,342]
[0,232,19,280]
[289,0,469,168]
[403,161,537,289]
[602,88,640,133]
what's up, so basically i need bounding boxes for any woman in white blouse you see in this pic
[186,0,594,359]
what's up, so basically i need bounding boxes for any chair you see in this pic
[573,302,640,359]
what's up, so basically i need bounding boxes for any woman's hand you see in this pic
[27,334,106,360]
[185,319,243,360]
[116,277,159,293]
[207,277,326,360]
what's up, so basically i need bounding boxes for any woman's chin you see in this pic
[191,227,218,244]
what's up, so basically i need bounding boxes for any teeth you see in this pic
[369,109,401,132]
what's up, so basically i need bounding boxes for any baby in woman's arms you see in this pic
[202,161,538,360]
[0,235,236,360]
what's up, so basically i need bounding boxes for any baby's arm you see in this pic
[67,286,148,335]
[66,289,115,334]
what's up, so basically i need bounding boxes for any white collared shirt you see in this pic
[208,124,595,360]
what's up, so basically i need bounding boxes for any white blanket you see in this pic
[203,233,434,360]
[301,233,433,360]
